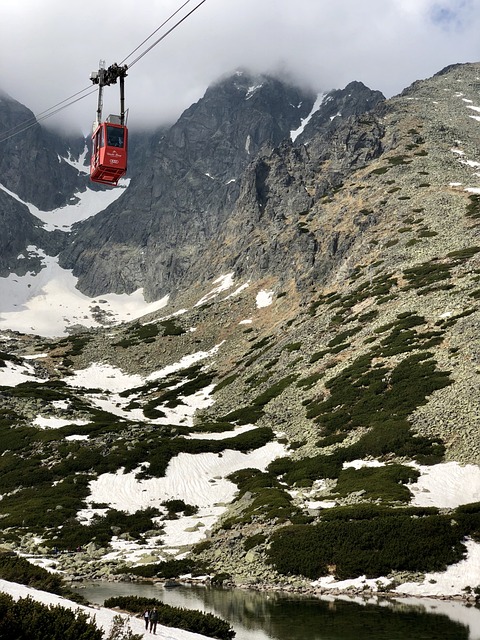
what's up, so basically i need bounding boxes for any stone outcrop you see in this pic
[57,73,384,300]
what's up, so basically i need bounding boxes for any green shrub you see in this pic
[0,554,65,595]
[0,475,92,530]
[388,155,411,165]
[268,453,343,486]
[327,327,361,347]
[466,195,480,219]
[163,499,198,518]
[349,420,444,464]
[316,432,348,448]
[446,246,480,260]
[271,331,451,488]
[296,371,325,389]
[159,319,186,336]
[113,322,161,347]
[252,375,297,407]
[0,593,102,640]
[45,507,162,551]
[244,533,267,550]
[214,374,238,392]
[370,167,390,175]
[226,469,302,524]
[266,512,465,580]
[283,342,302,352]
[334,464,420,503]
[403,261,452,290]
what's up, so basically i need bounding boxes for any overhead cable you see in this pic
[127,0,208,68]
[0,0,208,143]
[119,0,196,66]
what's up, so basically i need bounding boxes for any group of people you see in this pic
[143,607,159,634]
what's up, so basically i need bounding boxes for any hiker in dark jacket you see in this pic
[149,607,158,634]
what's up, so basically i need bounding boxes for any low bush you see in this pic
[0,593,102,640]
[244,533,267,550]
[266,512,466,580]
[45,507,163,551]
[226,469,303,524]
[334,464,419,503]
[0,554,65,595]
[0,475,92,530]
[466,195,480,219]
[113,322,160,347]
[402,260,452,290]
[163,499,198,518]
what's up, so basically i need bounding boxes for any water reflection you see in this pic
[73,581,480,640]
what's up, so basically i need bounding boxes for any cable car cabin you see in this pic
[90,121,128,186]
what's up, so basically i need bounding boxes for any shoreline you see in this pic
[71,573,480,605]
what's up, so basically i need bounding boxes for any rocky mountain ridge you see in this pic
[0,63,479,595]
[56,72,384,300]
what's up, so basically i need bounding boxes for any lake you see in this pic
[73,580,480,640]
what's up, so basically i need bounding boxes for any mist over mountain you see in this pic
[0,63,479,600]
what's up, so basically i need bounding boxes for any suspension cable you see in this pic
[0,0,208,144]
[128,0,208,69]
[119,0,195,66]
[0,88,96,144]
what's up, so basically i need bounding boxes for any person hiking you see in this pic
[143,609,149,630]
[149,607,158,634]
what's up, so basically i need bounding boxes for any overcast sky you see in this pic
[1,0,480,135]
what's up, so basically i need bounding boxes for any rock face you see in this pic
[1,63,480,593]
[294,80,384,145]
[0,190,65,276]
[0,72,385,299]
[0,89,87,274]
[0,89,86,210]
[58,72,384,299]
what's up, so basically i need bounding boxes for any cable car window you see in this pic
[107,126,124,148]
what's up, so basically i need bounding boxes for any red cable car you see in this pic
[91,119,128,185]
[89,62,129,186]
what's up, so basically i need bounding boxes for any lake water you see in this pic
[72,580,480,640]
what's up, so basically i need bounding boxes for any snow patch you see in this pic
[195,274,235,306]
[256,290,274,308]
[408,461,480,508]
[343,459,386,470]
[80,442,285,553]
[246,84,263,99]
[0,251,169,337]
[290,93,325,141]
[0,359,37,386]
[33,416,90,429]
[60,144,89,174]
[65,363,144,392]
[0,181,128,232]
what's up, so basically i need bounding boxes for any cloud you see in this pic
[429,0,475,29]
[1,0,480,134]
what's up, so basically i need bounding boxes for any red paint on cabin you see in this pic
[90,122,128,186]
